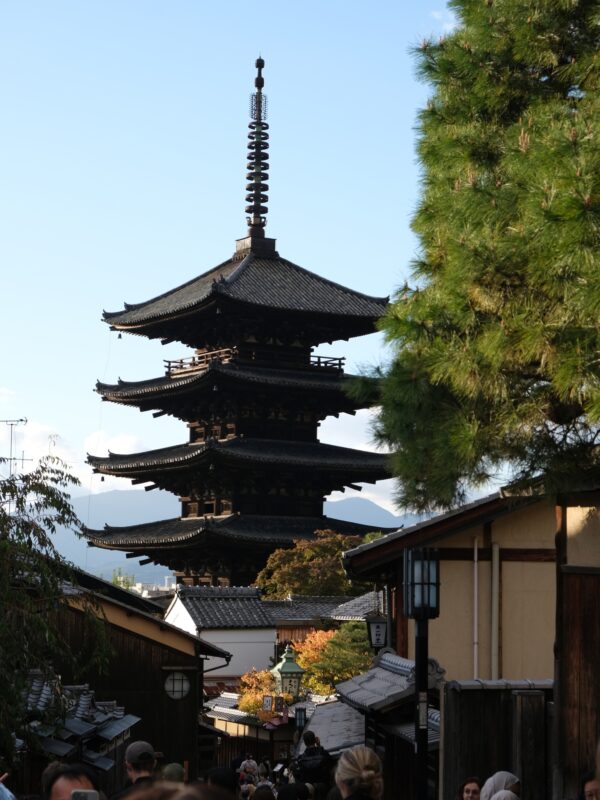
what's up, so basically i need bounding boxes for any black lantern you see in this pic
[295,705,307,731]
[403,547,440,800]
[403,547,440,620]
[365,609,387,651]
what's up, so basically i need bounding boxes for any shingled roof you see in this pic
[88,438,390,478]
[265,595,352,622]
[97,362,361,405]
[104,254,388,328]
[84,514,391,550]
[177,586,274,629]
[336,652,445,713]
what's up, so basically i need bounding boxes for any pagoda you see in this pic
[85,59,391,585]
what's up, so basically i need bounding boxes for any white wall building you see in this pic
[165,586,277,682]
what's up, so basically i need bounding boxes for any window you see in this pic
[164,671,191,700]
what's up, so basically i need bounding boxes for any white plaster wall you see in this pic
[202,628,277,679]
[164,596,198,636]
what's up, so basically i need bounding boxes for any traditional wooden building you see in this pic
[84,58,390,584]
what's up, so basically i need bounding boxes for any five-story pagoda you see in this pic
[85,59,391,585]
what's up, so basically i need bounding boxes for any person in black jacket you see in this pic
[296,732,331,787]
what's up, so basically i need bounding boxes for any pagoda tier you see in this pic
[88,439,389,517]
[84,514,396,585]
[103,250,388,349]
[96,359,373,427]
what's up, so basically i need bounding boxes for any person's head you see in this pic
[253,788,275,800]
[206,767,238,796]
[335,746,383,800]
[302,732,316,748]
[458,778,481,800]
[162,764,185,783]
[258,765,269,780]
[126,741,156,779]
[45,764,98,800]
[583,774,600,800]
[480,772,519,800]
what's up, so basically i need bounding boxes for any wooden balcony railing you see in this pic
[165,348,236,376]
[165,348,345,377]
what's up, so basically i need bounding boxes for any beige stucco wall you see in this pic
[406,500,556,680]
[566,505,600,567]
[501,561,554,678]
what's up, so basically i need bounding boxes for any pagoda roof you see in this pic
[83,513,394,551]
[103,253,388,330]
[96,362,362,405]
[88,438,389,478]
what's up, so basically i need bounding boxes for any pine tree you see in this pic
[375,0,600,510]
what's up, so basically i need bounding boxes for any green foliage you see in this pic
[254,530,373,598]
[0,457,107,770]
[112,567,135,589]
[296,621,373,694]
[374,0,600,510]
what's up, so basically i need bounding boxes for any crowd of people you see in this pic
[2,734,600,800]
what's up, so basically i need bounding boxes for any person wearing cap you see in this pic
[111,740,156,799]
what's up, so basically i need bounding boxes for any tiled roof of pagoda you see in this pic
[88,438,389,476]
[103,254,388,328]
[96,362,359,402]
[84,513,392,550]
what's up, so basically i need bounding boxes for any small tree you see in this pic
[112,567,135,589]
[255,530,371,598]
[0,456,106,770]
[294,629,336,694]
[295,621,373,694]
[237,668,292,718]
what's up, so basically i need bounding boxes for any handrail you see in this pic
[165,348,345,376]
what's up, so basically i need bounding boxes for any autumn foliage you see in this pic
[254,529,368,598]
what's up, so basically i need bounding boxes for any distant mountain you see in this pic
[53,489,422,583]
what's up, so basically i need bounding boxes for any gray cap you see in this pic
[125,740,155,765]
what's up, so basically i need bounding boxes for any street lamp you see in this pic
[365,607,387,652]
[403,547,440,800]
[271,644,305,699]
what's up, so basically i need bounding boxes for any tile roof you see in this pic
[88,438,390,476]
[336,652,445,713]
[84,513,387,550]
[177,586,274,629]
[104,254,388,327]
[296,700,365,757]
[266,596,353,622]
[23,671,141,772]
[329,591,385,621]
[97,363,360,402]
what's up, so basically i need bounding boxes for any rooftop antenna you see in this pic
[245,57,269,242]
[1,418,28,478]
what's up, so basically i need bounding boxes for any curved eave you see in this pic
[87,439,390,479]
[83,514,396,551]
[96,364,366,407]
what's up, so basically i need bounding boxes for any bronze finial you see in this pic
[245,57,269,240]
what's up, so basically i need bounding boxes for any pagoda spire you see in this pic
[245,57,269,243]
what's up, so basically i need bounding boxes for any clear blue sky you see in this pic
[0,1,456,518]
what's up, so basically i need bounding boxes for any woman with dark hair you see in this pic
[457,778,481,800]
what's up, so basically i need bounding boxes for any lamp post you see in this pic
[271,644,305,700]
[403,547,440,800]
